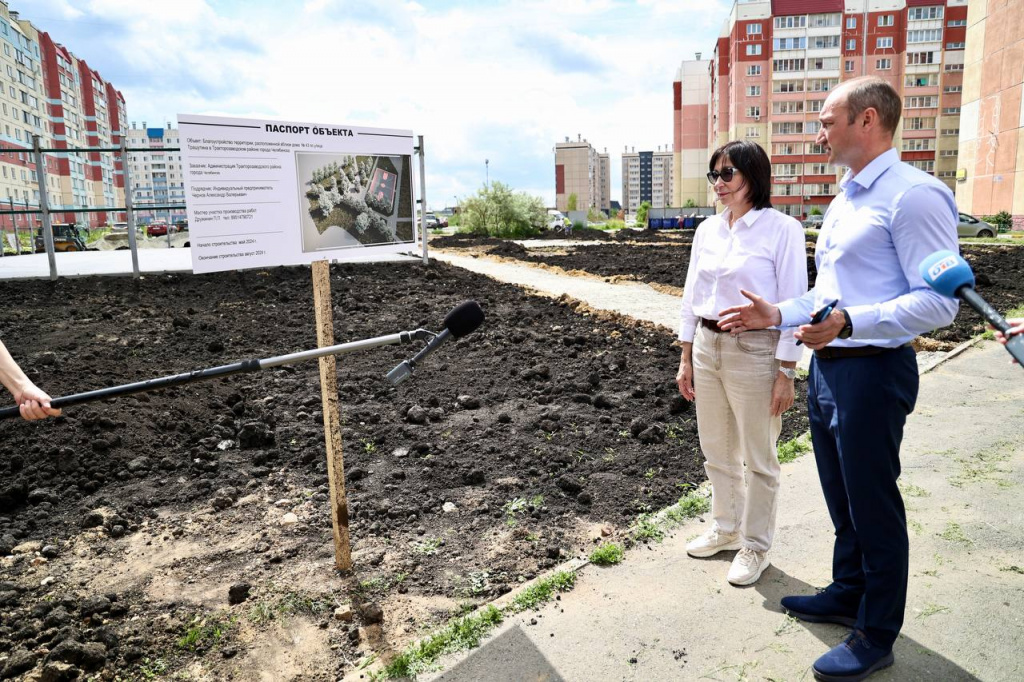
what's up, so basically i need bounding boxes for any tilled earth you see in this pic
[0,260,808,681]
[440,235,1024,347]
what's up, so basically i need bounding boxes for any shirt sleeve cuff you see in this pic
[844,305,876,339]
[777,301,807,329]
[775,337,804,362]
[678,321,697,343]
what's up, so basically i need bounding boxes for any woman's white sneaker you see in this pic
[727,547,770,585]
[686,529,742,558]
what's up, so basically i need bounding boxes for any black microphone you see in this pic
[920,250,1024,366]
[387,301,484,385]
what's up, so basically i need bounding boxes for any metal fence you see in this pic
[0,134,186,279]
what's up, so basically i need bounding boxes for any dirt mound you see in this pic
[0,261,809,680]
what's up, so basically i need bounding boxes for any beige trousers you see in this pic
[692,324,782,552]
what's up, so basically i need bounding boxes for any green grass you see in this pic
[630,513,666,543]
[589,542,624,566]
[982,306,1024,340]
[249,590,335,624]
[778,434,812,463]
[378,571,577,679]
[414,537,443,555]
[916,603,951,619]
[666,488,711,524]
[938,521,972,546]
[177,613,236,651]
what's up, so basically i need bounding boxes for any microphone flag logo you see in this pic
[928,255,958,282]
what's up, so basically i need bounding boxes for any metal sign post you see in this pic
[32,136,57,280]
[120,139,141,278]
[418,135,428,265]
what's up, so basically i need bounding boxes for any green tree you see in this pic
[683,198,697,208]
[459,181,547,238]
[567,193,578,211]
[636,201,652,226]
[809,206,823,216]
[982,211,1012,231]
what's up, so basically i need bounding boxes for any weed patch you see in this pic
[938,522,972,546]
[177,613,236,651]
[778,434,812,463]
[589,542,624,566]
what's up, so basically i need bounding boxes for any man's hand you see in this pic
[991,317,1024,364]
[14,382,61,421]
[676,347,695,401]
[795,309,847,350]
[770,372,795,417]
[718,290,782,333]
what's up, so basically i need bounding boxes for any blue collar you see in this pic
[839,148,899,194]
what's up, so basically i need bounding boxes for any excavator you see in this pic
[34,223,89,253]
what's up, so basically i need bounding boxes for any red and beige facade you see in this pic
[695,0,967,217]
[0,0,125,234]
[673,58,712,206]
[554,136,611,213]
[956,0,1024,229]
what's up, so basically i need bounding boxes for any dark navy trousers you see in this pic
[807,346,919,649]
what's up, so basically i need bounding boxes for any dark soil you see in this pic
[447,239,1024,347]
[0,260,808,680]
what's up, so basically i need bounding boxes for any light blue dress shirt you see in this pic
[777,148,959,347]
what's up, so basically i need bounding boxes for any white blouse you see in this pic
[678,206,808,362]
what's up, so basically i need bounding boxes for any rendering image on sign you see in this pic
[297,153,414,253]
[178,114,417,274]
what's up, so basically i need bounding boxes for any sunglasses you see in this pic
[706,167,739,183]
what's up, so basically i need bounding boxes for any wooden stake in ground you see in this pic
[311,259,352,570]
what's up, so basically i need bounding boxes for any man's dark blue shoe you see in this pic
[812,630,894,681]
[781,591,858,627]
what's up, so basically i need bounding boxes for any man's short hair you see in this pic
[843,76,902,134]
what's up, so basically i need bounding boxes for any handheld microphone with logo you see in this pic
[919,250,1024,366]
[386,300,485,385]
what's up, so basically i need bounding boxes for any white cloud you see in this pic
[24,0,731,207]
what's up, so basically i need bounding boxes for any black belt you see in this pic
[814,344,911,360]
[699,317,725,333]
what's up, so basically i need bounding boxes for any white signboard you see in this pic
[178,114,418,274]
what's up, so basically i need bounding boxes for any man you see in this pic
[719,76,958,681]
[0,340,61,420]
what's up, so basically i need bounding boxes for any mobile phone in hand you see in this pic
[795,299,840,346]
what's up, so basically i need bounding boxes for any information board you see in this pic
[178,114,417,274]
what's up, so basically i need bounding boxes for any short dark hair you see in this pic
[843,76,902,135]
[709,140,772,210]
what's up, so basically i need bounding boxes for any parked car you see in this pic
[547,210,569,230]
[424,214,439,228]
[803,214,824,229]
[957,212,997,238]
[111,221,129,231]
[147,222,170,237]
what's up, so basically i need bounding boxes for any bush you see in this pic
[982,211,1012,232]
[458,182,547,238]
[636,201,652,226]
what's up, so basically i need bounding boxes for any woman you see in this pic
[1,340,61,420]
[676,140,807,585]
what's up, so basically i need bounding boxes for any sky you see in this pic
[24,0,731,209]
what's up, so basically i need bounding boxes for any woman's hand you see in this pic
[676,348,695,401]
[770,371,795,416]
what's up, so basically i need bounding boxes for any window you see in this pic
[773,100,804,114]
[878,15,894,27]
[939,149,958,157]
[846,16,857,29]
[773,143,801,155]
[746,65,761,76]
[907,51,938,65]
[877,37,894,49]
[909,6,943,21]
[774,37,807,50]
[775,16,807,29]
[773,122,804,135]
[773,80,804,93]
[942,107,961,115]
[944,63,965,72]
[806,142,827,154]
[773,183,801,196]
[747,23,762,35]
[805,163,832,175]
[805,121,821,134]
[809,13,841,28]
[908,29,943,43]
[773,163,801,176]
[773,58,806,72]
[940,128,960,136]
[809,78,839,92]
[809,57,840,71]
[746,106,761,118]
[902,138,935,151]
[845,60,855,72]
[846,39,856,50]
[906,74,939,87]
[946,42,965,50]
[804,183,838,195]
[906,96,939,108]
[943,85,963,93]
[746,127,760,138]
[947,19,967,27]
[746,44,762,56]
[812,35,840,49]
[938,170,957,178]
[876,58,892,70]
[909,160,935,172]
[746,85,761,96]
[808,99,825,112]
[904,116,936,130]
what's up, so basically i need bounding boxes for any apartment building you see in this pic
[554,136,611,213]
[621,147,675,215]
[955,0,1023,229]
[125,122,186,225]
[673,57,711,207]
[0,4,57,233]
[39,30,126,227]
[699,0,966,219]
